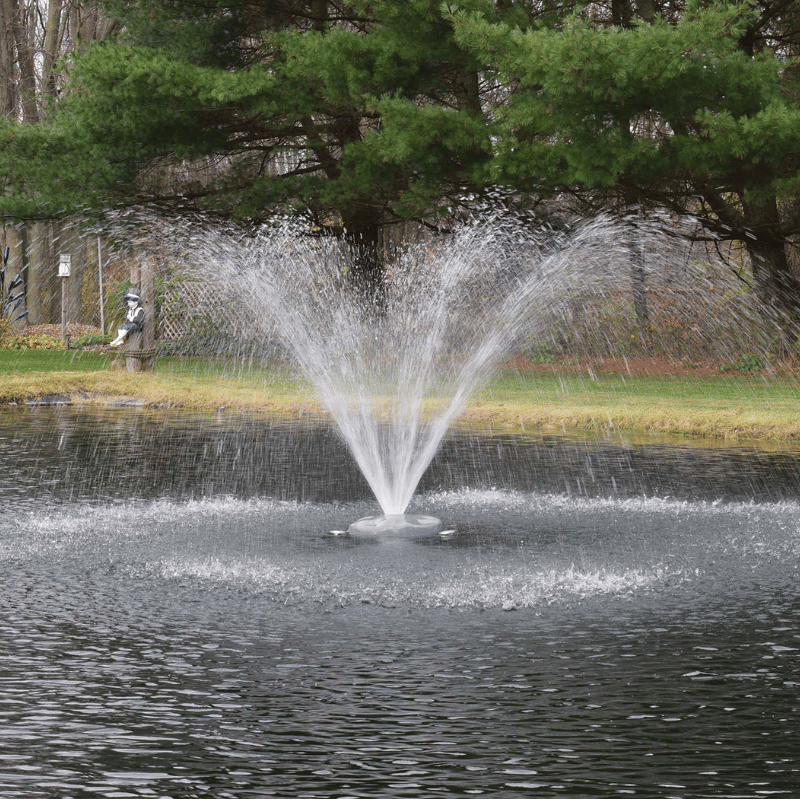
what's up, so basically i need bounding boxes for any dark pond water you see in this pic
[1,406,799,797]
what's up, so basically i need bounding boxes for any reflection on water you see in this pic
[1,406,799,797]
[4,405,800,510]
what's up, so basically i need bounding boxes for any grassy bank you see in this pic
[466,370,800,442]
[0,350,322,415]
[2,349,800,442]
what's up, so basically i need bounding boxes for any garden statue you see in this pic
[110,289,145,347]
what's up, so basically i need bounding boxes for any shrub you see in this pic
[72,333,113,348]
[719,354,765,373]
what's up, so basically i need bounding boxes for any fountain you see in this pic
[175,211,643,537]
[3,208,800,796]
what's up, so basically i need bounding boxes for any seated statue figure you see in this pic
[109,289,145,347]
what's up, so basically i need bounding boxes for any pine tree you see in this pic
[0,0,515,293]
[450,0,800,332]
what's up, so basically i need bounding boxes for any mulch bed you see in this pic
[9,323,104,340]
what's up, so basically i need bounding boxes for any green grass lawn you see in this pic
[0,348,116,372]
[2,349,800,442]
[467,369,800,441]
[0,349,317,413]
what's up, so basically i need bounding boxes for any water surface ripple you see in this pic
[1,408,798,797]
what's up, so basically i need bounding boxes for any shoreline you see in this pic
[4,382,800,447]
[2,351,799,444]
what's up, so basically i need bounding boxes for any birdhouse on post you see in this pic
[59,254,71,347]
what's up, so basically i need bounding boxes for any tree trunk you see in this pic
[341,214,385,307]
[310,0,327,32]
[636,0,656,23]
[611,0,633,27]
[0,0,17,117]
[746,236,800,342]
[741,195,800,342]
[10,0,38,123]
[40,0,63,103]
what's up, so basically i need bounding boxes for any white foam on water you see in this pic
[4,490,798,608]
[0,496,303,561]
[152,549,677,609]
[429,486,800,517]
[422,563,672,609]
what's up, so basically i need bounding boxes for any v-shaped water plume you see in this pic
[184,212,641,533]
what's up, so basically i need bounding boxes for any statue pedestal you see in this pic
[125,331,155,372]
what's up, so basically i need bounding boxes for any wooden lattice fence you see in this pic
[158,276,286,358]
[160,279,244,340]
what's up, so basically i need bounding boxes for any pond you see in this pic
[1,406,799,797]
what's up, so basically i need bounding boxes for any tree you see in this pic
[0,0,116,325]
[0,0,520,296]
[449,0,800,334]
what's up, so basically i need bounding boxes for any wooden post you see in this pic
[61,276,68,347]
[125,330,142,372]
[59,254,71,347]
[98,237,105,335]
[126,257,156,372]
[141,257,155,355]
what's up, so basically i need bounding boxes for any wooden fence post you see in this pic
[126,257,156,372]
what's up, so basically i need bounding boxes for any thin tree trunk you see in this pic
[10,0,38,123]
[41,0,63,103]
[0,0,17,117]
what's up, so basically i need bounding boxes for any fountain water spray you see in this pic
[148,210,678,535]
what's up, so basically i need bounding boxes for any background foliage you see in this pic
[0,0,799,357]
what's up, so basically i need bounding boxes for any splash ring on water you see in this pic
[348,513,443,537]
